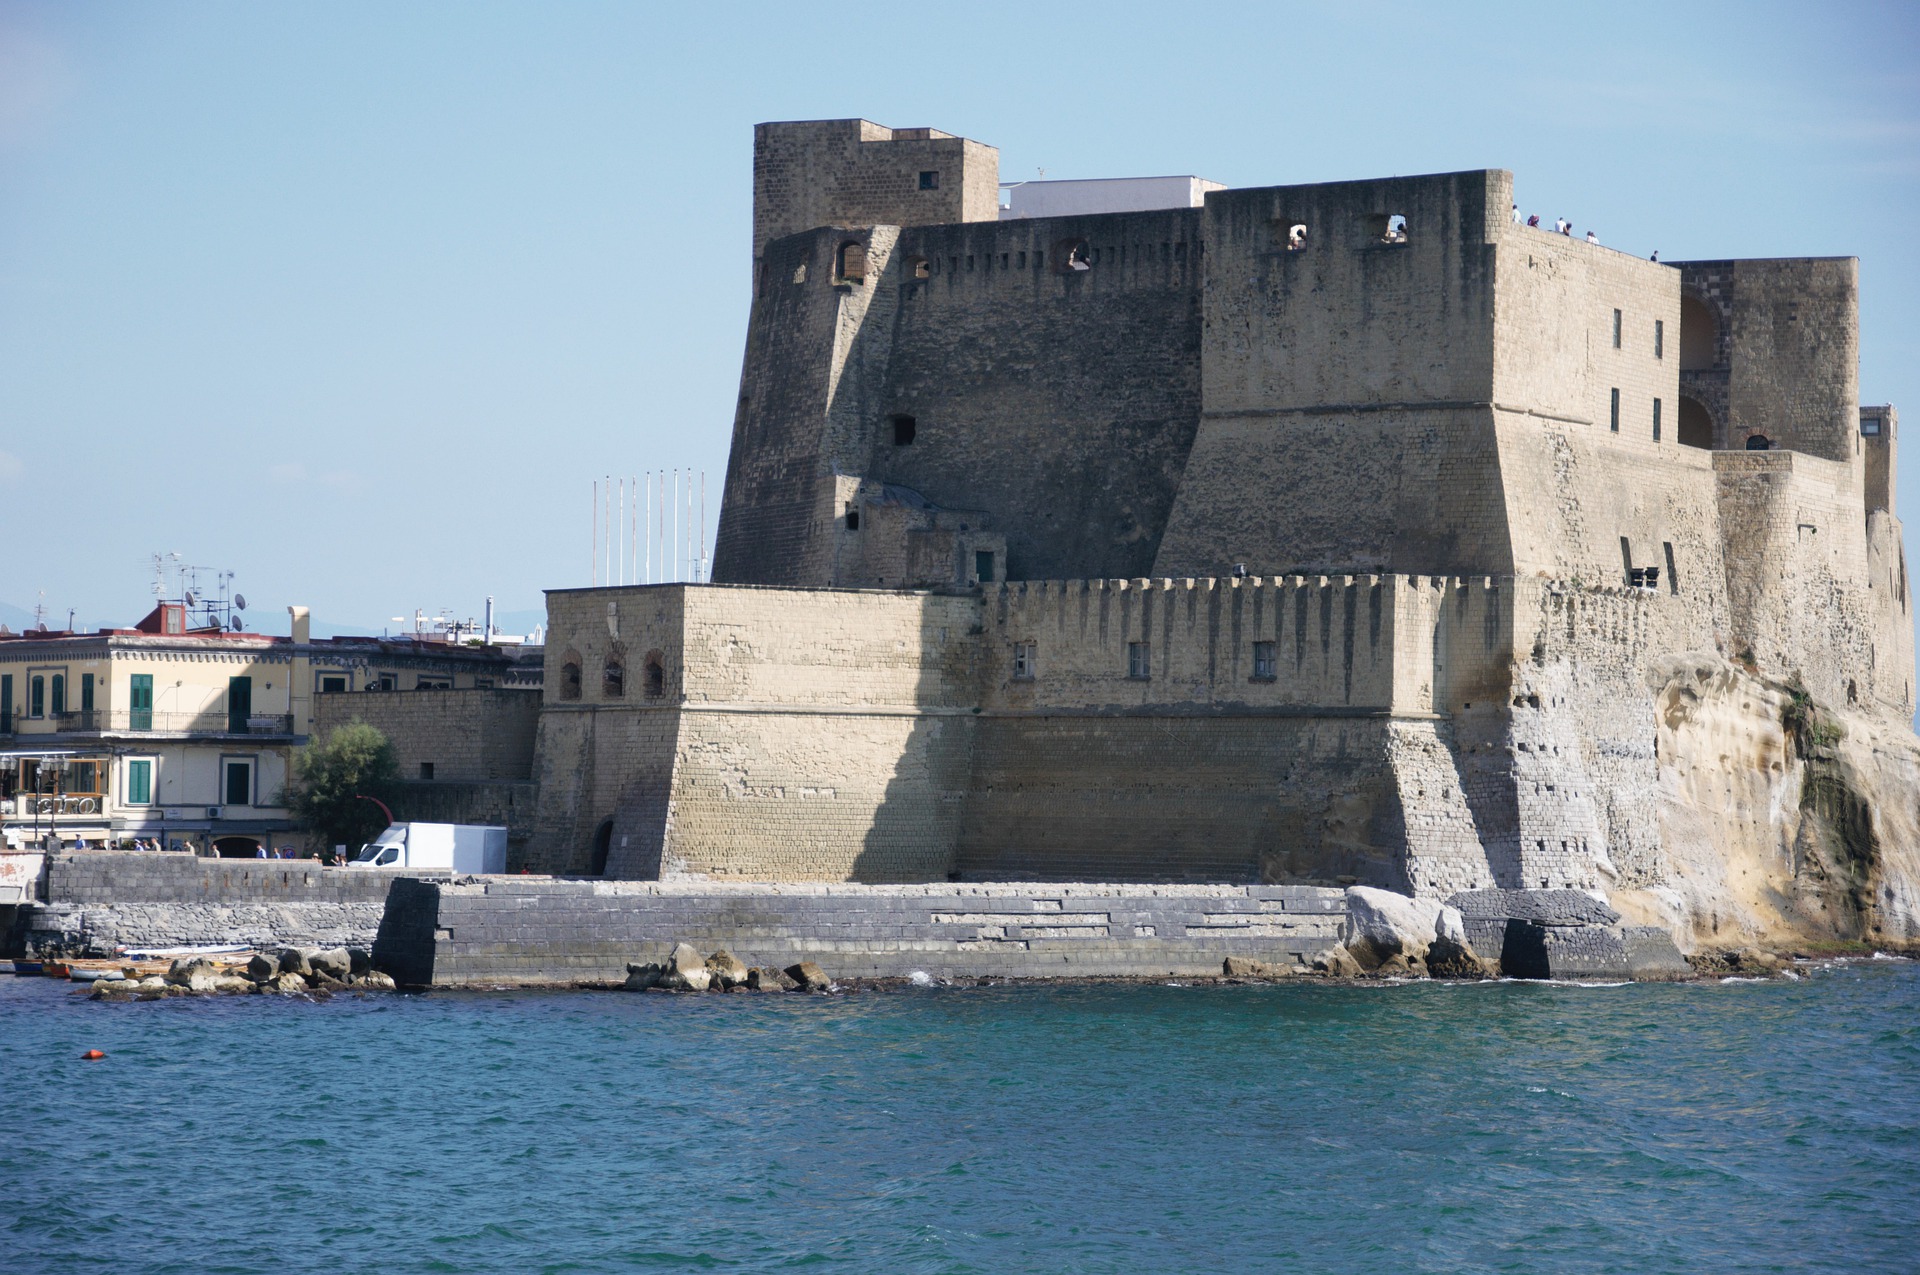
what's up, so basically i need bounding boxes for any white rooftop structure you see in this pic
[998,175,1226,220]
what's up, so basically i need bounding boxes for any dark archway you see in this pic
[1746,434,1772,451]
[1677,396,1713,449]
[589,820,613,876]
[214,836,262,858]
[1680,293,1718,370]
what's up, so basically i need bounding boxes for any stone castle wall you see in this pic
[313,687,541,782]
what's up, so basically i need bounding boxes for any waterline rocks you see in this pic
[706,950,750,989]
[1447,889,1690,980]
[93,945,400,1001]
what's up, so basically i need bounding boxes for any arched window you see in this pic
[644,651,666,699]
[559,652,583,701]
[1680,294,1718,370]
[590,820,613,876]
[603,658,625,698]
[1677,396,1713,449]
[835,241,866,284]
[1745,434,1772,451]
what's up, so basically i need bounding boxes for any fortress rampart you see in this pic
[533,118,1920,953]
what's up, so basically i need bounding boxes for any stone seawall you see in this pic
[373,880,1349,987]
[13,852,440,958]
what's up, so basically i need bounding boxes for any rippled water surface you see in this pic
[3,964,1917,1274]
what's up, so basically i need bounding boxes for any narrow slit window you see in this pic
[1612,309,1622,349]
[1653,397,1662,442]
[846,507,860,531]
[1610,388,1620,433]
[1654,319,1665,359]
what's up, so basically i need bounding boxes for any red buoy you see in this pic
[81,1049,106,1060]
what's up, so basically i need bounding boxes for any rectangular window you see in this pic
[50,673,65,717]
[224,759,252,807]
[1012,641,1036,680]
[919,170,939,190]
[1654,319,1665,359]
[1653,397,1662,442]
[373,673,398,691]
[1,673,11,732]
[974,550,994,582]
[80,673,94,712]
[1610,388,1620,433]
[1612,309,1622,349]
[318,674,348,693]
[1252,640,1277,680]
[126,759,153,805]
[227,675,252,733]
[129,673,153,730]
[66,761,99,795]
[420,762,436,780]
[1127,641,1151,680]
[30,675,44,718]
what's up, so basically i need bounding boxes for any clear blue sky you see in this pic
[2,0,1916,635]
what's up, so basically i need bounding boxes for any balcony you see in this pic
[25,710,297,738]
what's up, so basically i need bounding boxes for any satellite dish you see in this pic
[231,616,244,632]
[185,591,198,606]
[234,594,247,611]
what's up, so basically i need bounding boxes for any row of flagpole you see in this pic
[591,471,707,586]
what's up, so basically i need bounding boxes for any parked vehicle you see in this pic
[349,823,507,873]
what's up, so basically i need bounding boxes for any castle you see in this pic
[522,119,1920,947]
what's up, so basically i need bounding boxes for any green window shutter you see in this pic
[50,674,65,716]
[228,676,252,733]
[130,674,153,730]
[127,760,152,805]
[1,674,11,732]
[80,672,94,712]
[30,676,44,717]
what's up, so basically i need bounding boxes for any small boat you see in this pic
[68,967,125,983]
[11,962,44,976]
[44,962,72,979]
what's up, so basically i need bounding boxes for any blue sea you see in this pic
[2,963,1917,1274]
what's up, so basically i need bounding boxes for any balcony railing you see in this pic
[23,710,297,737]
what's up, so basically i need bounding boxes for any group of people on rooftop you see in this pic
[1512,204,1660,260]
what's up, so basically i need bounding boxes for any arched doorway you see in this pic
[589,820,613,876]
[1746,434,1772,451]
[214,836,262,858]
[1680,294,1718,370]
[1677,396,1713,449]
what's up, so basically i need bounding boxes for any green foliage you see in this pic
[282,721,399,853]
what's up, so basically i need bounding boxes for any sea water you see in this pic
[2,963,1916,1274]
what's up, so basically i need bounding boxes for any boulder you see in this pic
[277,947,313,977]
[1425,935,1494,979]
[210,975,256,994]
[656,966,712,992]
[1222,956,1295,979]
[165,956,218,986]
[784,961,832,992]
[747,966,797,992]
[653,943,713,991]
[246,953,279,982]
[1311,946,1364,978]
[1340,886,1467,971]
[309,949,352,981]
[623,962,663,991]
[268,972,310,994]
[359,971,397,991]
[706,950,750,989]
[348,948,373,977]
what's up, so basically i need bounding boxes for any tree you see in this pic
[282,721,399,856]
